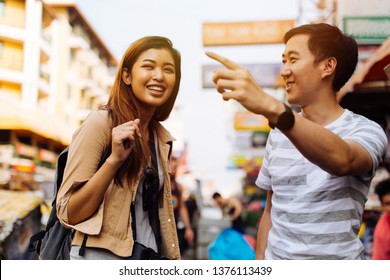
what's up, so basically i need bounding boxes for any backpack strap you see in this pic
[149,131,163,254]
[78,235,88,256]
[167,141,173,160]
[131,202,137,241]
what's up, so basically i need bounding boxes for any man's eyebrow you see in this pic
[282,50,300,58]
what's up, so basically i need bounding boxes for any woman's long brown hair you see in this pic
[104,36,181,186]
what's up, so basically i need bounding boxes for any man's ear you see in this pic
[322,57,337,79]
[122,68,132,85]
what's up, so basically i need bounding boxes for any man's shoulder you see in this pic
[336,109,383,132]
[343,109,369,122]
[339,109,387,157]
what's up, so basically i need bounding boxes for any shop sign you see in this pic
[343,17,390,44]
[202,63,283,88]
[234,131,269,149]
[203,19,295,46]
[10,158,35,173]
[229,154,263,169]
[252,131,269,147]
[15,142,37,158]
[38,149,56,163]
[234,111,270,132]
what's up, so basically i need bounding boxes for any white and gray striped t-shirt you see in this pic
[256,109,387,260]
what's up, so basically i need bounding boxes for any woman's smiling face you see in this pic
[127,48,176,111]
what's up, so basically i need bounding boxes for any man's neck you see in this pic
[300,99,344,126]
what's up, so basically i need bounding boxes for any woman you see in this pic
[56,36,181,260]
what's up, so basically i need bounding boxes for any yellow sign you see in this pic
[234,111,271,131]
[203,19,295,46]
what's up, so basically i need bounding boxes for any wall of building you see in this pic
[0,0,117,189]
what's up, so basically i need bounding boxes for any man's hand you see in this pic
[205,51,282,119]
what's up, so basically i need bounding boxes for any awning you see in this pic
[338,36,390,101]
[0,95,76,146]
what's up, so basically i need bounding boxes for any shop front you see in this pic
[339,36,390,259]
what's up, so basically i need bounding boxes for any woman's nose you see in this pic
[153,68,163,80]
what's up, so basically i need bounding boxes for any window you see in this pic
[0,41,3,59]
[0,0,5,17]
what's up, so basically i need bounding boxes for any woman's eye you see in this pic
[143,64,153,69]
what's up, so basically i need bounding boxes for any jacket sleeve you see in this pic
[56,110,111,234]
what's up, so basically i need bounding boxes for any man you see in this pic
[206,23,387,259]
[212,192,245,233]
[372,178,390,259]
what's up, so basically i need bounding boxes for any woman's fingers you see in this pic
[132,119,142,138]
[112,119,141,152]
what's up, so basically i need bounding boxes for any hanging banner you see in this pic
[203,19,295,46]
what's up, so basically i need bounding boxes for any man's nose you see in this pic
[280,64,291,78]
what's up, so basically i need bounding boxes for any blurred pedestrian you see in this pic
[170,155,194,254]
[56,36,182,259]
[372,178,390,259]
[206,23,387,259]
[212,192,245,233]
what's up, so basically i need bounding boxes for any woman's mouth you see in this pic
[147,85,165,95]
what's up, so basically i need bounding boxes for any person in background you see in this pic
[372,178,390,259]
[56,36,182,260]
[206,23,387,259]
[212,192,245,233]
[170,155,194,254]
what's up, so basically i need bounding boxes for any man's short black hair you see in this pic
[283,23,358,93]
[375,178,390,202]
[212,192,221,200]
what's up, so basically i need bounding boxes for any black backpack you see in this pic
[29,147,109,259]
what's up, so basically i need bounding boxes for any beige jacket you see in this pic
[56,110,180,259]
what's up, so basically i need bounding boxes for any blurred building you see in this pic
[0,0,116,189]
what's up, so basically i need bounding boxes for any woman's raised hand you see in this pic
[109,119,141,165]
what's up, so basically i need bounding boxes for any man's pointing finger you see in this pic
[205,51,239,70]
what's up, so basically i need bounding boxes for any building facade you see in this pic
[0,0,116,190]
